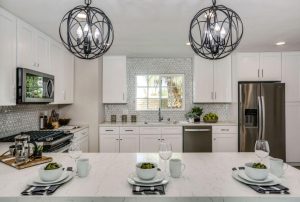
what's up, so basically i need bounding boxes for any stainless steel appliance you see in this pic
[183,126,212,152]
[16,68,54,103]
[14,134,37,163]
[238,82,286,160]
[0,131,73,153]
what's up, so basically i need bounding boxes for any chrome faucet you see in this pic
[158,107,163,122]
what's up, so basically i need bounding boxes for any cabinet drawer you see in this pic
[99,127,120,135]
[74,128,89,139]
[161,127,182,135]
[139,127,161,135]
[212,126,238,134]
[120,127,139,135]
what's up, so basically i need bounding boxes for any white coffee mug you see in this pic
[77,158,91,178]
[169,159,185,178]
[270,157,288,177]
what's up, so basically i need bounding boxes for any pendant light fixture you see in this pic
[59,0,114,59]
[189,0,243,60]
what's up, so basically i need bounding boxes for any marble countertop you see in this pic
[0,152,299,201]
[99,121,237,127]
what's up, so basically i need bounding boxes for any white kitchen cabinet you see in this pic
[140,135,161,152]
[236,52,281,81]
[50,40,74,104]
[103,56,127,103]
[162,135,182,152]
[17,19,35,70]
[119,135,140,153]
[100,135,119,153]
[17,19,50,73]
[282,52,300,102]
[286,102,300,163]
[260,52,282,81]
[193,56,214,102]
[212,126,238,152]
[0,7,17,106]
[193,55,232,103]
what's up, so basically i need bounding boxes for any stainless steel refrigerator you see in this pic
[238,82,286,161]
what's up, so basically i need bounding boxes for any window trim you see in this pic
[135,74,185,111]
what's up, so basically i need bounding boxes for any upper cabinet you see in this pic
[17,19,50,73]
[50,40,74,104]
[282,52,300,102]
[103,56,127,103]
[236,52,282,81]
[0,7,17,106]
[193,55,232,103]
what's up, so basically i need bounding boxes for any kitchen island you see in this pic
[0,153,300,202]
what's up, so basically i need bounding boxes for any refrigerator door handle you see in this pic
[261,96,266,140]
[257,96,262,140]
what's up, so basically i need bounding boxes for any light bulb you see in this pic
[94,28,100,39]
[220,27,226,39]
[214,23,220,32]
[83,24,89,34]
[76,26,83,39]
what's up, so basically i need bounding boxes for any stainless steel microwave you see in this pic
[16,68,54,104]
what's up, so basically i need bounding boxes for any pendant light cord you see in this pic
[212,0,216,6]
[85,0,92,6]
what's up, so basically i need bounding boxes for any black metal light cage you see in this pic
[59,0,114,60]
[189,0,243,60]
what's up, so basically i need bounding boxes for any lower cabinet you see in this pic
[212,126,238,152]
[73,128,89,153]
[119,135,140,153]
[100,135,119,153]
[140,135,161,152]
[162,135,182,152]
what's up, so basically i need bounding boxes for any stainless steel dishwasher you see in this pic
[183,126,212,152]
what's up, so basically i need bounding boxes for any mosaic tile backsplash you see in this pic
[104,57,233,122]
[0,105,58,138]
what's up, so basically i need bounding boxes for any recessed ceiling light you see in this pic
[186,42,191,46]
[77,13,87,19]
[276,41,286,46]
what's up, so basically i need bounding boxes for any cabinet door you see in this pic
[213,56,232,102]
[17,19,36,70]
[282,52,300,102]
[63,50,74,103]
[286,102,300,162]
[212,133,238,152]
[119,135,139,152]
[103,56,127,103]
[162,135,182,152]
[193,55,214,103]
[79,136,89,153]
[0,8,16,106]
[236,53,260,81]
[260,52,282,81]
[140,135,161,152]
[100,135,119,153]
[50,41,64,104]
[36,31,50,73]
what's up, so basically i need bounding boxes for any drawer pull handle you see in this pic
[185,129,211,132]
[221,129,230,131]
[105,130,114,132]
[125,130,133,132]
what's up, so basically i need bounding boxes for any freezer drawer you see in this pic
[183,126,212,152]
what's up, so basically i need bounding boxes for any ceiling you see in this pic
[0,0,300,57]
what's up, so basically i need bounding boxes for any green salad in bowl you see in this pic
[39,162,63,182]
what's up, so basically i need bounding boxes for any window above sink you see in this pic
[135,74,185,111]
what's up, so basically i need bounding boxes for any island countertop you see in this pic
[0,153,299,202]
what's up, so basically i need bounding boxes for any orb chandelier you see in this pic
[189,0,243,60]
[59,0,114,60]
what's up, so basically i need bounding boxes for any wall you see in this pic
[59,57,103,152]
[0,105,57,138]
[104,57,233,122]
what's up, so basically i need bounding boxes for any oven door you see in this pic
[17,68,54,103]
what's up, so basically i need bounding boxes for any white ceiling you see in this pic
[0,0,300,57]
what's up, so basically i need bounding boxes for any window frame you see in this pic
[135,74,185,111]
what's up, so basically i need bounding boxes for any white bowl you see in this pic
[245,163,269,181]
[136,162,158,180]
[39,164,63,182]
